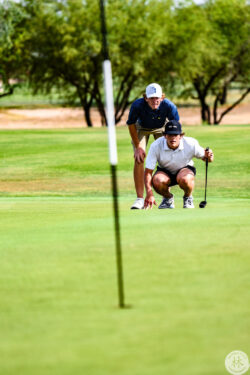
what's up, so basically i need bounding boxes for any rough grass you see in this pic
[0,125,249,375]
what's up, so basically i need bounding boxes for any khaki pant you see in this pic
[132,124,165,151]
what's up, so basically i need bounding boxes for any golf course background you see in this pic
[0,124,249,375]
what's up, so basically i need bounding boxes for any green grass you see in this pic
[0,84,66,108]
[0,125,249,375]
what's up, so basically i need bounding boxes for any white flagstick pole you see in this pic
[99,0,125,308]
[103,60,117,165]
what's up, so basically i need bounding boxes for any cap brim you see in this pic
[163,131,181,135]
[146,95,162,98]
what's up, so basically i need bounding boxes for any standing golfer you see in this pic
[144,120,214,209]
[127,83,180,209]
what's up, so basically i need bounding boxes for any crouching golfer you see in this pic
[144,120,214,209]
[127,83,179,209]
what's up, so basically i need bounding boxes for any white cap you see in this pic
[146,83,162,98]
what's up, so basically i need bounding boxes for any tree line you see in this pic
[0,0,249,126]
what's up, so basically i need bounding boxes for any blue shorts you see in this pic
[154,165,196,186]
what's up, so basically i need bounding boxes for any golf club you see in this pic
[199,147,209,208]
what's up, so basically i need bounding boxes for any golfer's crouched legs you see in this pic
[152,172,171,196]
[176,167,195,191]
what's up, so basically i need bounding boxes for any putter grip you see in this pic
[205,147,209,164]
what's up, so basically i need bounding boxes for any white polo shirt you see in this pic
[145,136,205,174]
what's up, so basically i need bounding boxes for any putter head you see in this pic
[199,201,207,208]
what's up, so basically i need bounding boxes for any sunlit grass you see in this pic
[0,125,249,375]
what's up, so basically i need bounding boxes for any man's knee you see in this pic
[152,173,169,189]
[177,174,194,186]
[134,159,145,167]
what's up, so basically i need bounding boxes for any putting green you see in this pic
[0,125,249,375]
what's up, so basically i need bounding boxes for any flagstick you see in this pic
[99,0,125,308]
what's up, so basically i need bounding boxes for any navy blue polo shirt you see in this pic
[126,98,179,129]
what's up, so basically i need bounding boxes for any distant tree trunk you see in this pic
[93,70,138,126]
[213,83,229,124]
[193,79,211,124]
[193,68,226,125]
[94,95,107,126]
[77,86,94,127]
[83,103,93,127]
[213,87,250,125]
[0,74,17,98]
[114,71,137,124]
[219,85,227,105]
[0,87,14,98]
[91,61,107,126]
[201,99,211,124]
[212,72,245,124]
[95,93,107,126]
[213,94,220,124]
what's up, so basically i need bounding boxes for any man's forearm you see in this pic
[144,168,154,196]
[128,124,140,148]
[144,168,157,208]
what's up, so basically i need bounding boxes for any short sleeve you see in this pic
[145,143,158,170]
[163,99,180,121]
[126,101,139,125]
[168,103,180,121]
[194,140,205,159]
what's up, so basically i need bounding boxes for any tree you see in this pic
[206,0,250,124]
[0,0,28,99]
[22,0,174,126]
[107,0,174,123]
[23,0,102,127]
[154,0,250,124]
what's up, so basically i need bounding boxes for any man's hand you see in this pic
[144,168,155,209]
[128,124,146,163]
[204,148,214,162]
[134,147,146,164]
[144,193,157,209]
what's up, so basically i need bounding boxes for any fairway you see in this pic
[0,125,250,375]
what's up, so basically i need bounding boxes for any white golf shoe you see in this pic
[183,196,194,208]
[131,198,144,210]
